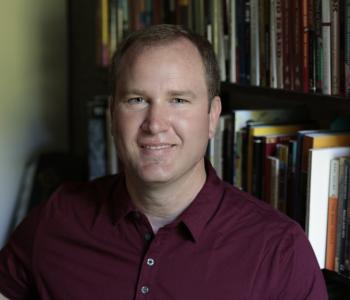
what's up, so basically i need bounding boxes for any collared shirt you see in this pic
[0,163,327,300]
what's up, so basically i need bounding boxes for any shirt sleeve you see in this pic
[0,205,43,300]
[274,223,328,300]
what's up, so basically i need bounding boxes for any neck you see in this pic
[125,161,206,234]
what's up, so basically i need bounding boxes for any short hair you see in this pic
[110,24,221,101]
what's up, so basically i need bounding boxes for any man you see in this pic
[0,24,327,299]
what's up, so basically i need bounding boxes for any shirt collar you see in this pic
[177,160,224,242]
[110,160,224,242]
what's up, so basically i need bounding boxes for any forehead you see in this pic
[116,38,207,93]
[121,38,204,73]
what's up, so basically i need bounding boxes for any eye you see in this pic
[127,97,146,104]
[171,98,189,104]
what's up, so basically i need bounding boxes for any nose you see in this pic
[140,102,170,134]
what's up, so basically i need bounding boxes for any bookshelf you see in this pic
[67,0,350,297]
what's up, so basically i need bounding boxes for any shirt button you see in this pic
[140,286,150,294]
[147,258,155,266]
[144,233,152,241]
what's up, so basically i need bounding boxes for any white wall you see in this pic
[0,0,68,247]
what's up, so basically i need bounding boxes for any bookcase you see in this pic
[67,0,350,298]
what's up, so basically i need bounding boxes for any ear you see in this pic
[208,96,222,139]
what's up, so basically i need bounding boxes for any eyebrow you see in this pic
[119,88,197,99]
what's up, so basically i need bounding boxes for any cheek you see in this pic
[175,112,210,138]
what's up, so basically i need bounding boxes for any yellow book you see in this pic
[101,0,110,65]
[301,132,350,172]
[247,123,312,193]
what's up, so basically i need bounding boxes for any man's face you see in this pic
[111,39,221,186]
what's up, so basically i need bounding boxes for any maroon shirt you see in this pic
[0,163,327,299]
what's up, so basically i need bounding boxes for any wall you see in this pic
[0,0,68,247]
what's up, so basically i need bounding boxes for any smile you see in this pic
[141,144,175,150]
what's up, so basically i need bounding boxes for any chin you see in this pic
[137,169,173,184]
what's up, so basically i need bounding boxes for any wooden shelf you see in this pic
[221,83,350,113]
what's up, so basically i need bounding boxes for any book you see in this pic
[232,109,308,190]
[335,157,350,273]
[302,132,350,172]
[267,155,280,208]
[298,132,350,228]
[228,0,237,83]
[258,134,294,202]
[326,157,340,271]
[269,0,277,88]
[306,147,350,269]
[345,0,350,97]
[275,0,283,89]
[247,123,312,193]
[234,128,248,189]
[276,143,289,213]
[208,115,231,179]
[250,0,260,86]
[236,0,251,84]
[105,97,118,175]
[314,0,323,93]
[331,0,341,95]
[292,0,303,91]
[252,136,264,198]
[322,0,332,95]
[301,0,310,93]
[88,97,109,180]
[282,0,292,90]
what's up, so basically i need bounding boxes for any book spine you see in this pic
[315,0,323,93]
[259,0,268,86]
[233,129,247,190]
[331,0,341,95]
[282,0,291,90]
[322,0,332,95]
[275,0,283,89]
[263,136,278,202]
[309,0,317,93]
[88,97,108,180]
[109,0,117,57]
[270,0,277,88]
[236,0,248,84]
[250,0,260,86]
[301,0,310,93]
[293,0,303,91]
[276,144,289,213]
[326,158,340,271]
[252,137,264,199]
[335,157,350,273]
[346,157,350,276]
[269,156,280,209]
[345,0,350,97]
[228,0,237,83]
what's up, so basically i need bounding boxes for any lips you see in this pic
[140,143,175,150]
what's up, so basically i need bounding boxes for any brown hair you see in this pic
[110,24,220,101]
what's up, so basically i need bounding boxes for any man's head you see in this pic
[110,24,221,102]
[110,24,221,187]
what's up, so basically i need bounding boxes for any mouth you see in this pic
[140,144,176,150]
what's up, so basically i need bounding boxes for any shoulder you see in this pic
[217,182,299,238]
[43,174,121,218]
